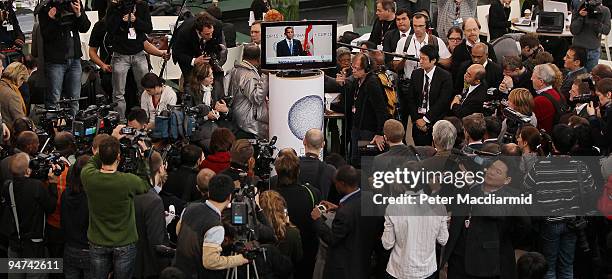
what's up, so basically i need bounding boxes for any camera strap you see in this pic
[7,180,20,240]
[301,184,315,208]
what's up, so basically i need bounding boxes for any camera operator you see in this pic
[172,13,226,98]
[0,0,25,65]
[523,124,596,279]
[586,77,612,153]
[39,0,90,115]
[220,139,255,187]
[0,153,59,267]
[174,174,249,278]
[568,74,594,117]
[0,130,38,183]
[164,144,204,202]
[498,88,537,143]
[127,107,149,130]
[81,126,150,279]
[571,0,611,71]
[106,0,152,120]
[228,43,268,140]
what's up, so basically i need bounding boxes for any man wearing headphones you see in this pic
[348,53,390,166]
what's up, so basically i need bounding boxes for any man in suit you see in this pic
[407,44,454,146]
[299,128,337,201]
[560,45,588,100]
[311,165,381,279]
[441,158,530,279]
[451,64,489,118]
[451,18,498,81]
[382,8,412,66]
[455,43,502,95]
[276,26,303,57]
[172,13,225,79]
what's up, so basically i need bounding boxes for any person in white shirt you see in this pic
[382,161,449,279]
[140,73,177,126]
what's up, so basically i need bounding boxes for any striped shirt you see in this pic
[523,157,595,222]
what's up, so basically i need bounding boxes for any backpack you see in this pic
[152,109,196,140]
[377,71,399,120]
[540,90,570,129]
[598,175,612,219]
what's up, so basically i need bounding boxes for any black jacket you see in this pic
[368,19,397,46]
[172,16,224,77]
[0,7,24,47]
[135,188,169,278]
[451,41,498,81]
[488,0,512,40]
[164,166,200,202]
[298,155,336,201]
[223,22,237,48]
[60,186,89,249]
[250,0,271,20]
[39,2,90,64]
[314,190,382,279]
[1,177,57,242]
[105,1,151,55]
[456,60,503,95]
[451,83,491,118]
[276,38,303,57]
[441,185,530,279]
[352,73,390,135]
[407,67,454,124]
[560,67,588,101]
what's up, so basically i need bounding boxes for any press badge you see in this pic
[418,107,426,114]
[128,28,137,40]
[6,24,12,31]
[452,17,463,26]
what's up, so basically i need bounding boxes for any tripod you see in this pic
[225,252,260,279]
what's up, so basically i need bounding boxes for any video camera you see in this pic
[111,0,135,15]
[29,152,65,180]
[247,136,277,180]
[501,107,533,143]
[118,127,151,173]
[46,0,79,26]
[581,0,602,18]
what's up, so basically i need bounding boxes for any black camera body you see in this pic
[48,0,78,26]
[247,136,277,180]
[29,152,65,180]
[111,0,135,15]
[501,107,533,144]
[582,0,602,18]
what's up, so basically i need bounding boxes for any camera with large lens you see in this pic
[247,136,277,180]
[581,0,602,18]
[29,152,65,180]
[118,128,151,173]
[501,107,533,144]
[48,0,78,26]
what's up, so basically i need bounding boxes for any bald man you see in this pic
[451,64,491,118]
[455,42,503,95]
[299,128,337,202]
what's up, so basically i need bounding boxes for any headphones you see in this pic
[413,11,431,30]
[362,53,373,73]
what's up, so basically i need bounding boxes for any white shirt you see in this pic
[140,85,178,123]
[466,38,480,48]
[382,191,449,279]
[394,35,451,79]
[464,84,481,102]
[421,66,437,123]
[203,200,224,245]
[536,85,553,94]
[339,188,360,204]
[286,39,294,53]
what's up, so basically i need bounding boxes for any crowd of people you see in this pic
[0,0,611,278]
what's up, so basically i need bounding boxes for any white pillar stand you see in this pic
[269,71,325,156]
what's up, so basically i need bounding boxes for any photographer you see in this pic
[523,124,596,279]
[174,174,249,278]
[516,125,541,174]
[228,43,268,140]
[164,144,204,202]
[0,131,39,182]
[172,13,226,96]
[569,74,594,117]
[498,88,537,143]
[0,0,25,65]
[39,0,90,115]
[571,0,611,71]
[127,107,149,130]
[81,127,150,279]
[587,77,612,153]
[220,139,255,187]
[106,0,152,120]
[1,152,58,267]
[140,73,177,126]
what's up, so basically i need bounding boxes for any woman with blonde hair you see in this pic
[0,62,29,129]
[259,190,303,270]
[498,88,538,142]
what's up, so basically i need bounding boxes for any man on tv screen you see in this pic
[276,26,303,57]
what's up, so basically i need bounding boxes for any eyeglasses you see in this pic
[448,37,462,42]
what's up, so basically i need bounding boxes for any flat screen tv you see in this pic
[261,20,337,71]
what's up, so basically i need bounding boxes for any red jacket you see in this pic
[199,151,231,174]
[534,88,562,133]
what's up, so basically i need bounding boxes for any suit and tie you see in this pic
[407,66,454,146]
[451,83,491,118]
[276,38,304,57]
[455,60,503,95]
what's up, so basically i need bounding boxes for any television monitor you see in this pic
[261,20,337,71]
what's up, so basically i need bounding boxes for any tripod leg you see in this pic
[252,261,260,279]
[247,263,250,279]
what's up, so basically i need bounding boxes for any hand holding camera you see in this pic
[215,100,229,113]
[48,7,57,19]
[70,1,80,17]
[47,163,63,183]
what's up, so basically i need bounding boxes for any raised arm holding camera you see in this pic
[39,0,90,116]
[570,0,611,71]
[105,0,152,121]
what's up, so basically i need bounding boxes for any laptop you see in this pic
[536,11,565,33]
[543,0,568,13]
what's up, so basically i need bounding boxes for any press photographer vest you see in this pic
[174,202,223,279]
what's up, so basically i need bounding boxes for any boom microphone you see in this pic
[336,42,420,62]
